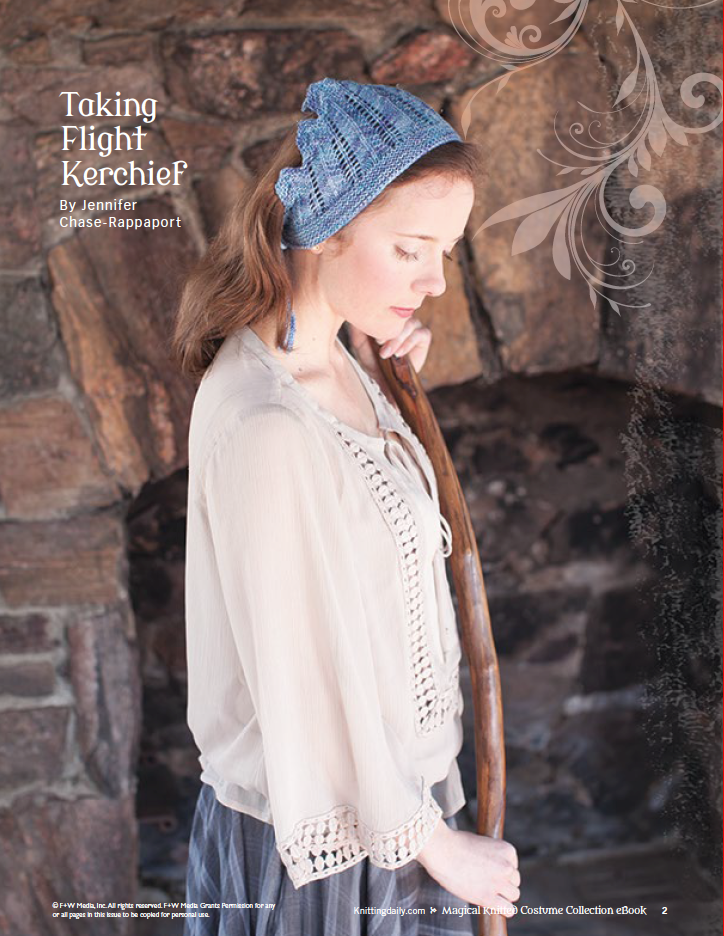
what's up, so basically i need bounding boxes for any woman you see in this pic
[174,77,520,935]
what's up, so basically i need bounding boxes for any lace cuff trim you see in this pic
[277,782,443,888]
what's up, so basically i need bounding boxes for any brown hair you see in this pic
[173,123,484,379]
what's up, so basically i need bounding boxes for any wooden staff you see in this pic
[372,347,508,936]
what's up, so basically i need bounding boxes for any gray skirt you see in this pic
[183,782,477,936]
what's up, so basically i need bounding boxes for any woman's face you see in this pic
[318,175,476,342]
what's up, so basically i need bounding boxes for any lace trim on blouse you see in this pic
[362,372,453,559]
[363,374,438,485]
[277,779,443,888]
[335,428,460,737]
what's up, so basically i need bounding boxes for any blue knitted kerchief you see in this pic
[275,77,462,251]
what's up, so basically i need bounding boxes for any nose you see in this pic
[414,260,447,300]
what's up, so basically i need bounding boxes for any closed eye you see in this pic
[395,247,456,263]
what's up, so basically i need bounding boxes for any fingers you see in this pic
[497,840,518,870]
[377,317,423,352]
[488,840,520,907]
[392,327,432,361]
[379,320,430,359]
[490,898,516,917]
[498,880,521,903]
[497,847,521,905]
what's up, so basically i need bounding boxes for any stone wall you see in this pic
[0,1,720,933]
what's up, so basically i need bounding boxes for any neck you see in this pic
[251,304,346,376]
[251,257,347,374]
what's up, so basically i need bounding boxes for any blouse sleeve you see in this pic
[203,405,443,888]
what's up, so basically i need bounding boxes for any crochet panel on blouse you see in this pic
[363,375,439,490]
[334,426,460,738]
[277,778,443,888]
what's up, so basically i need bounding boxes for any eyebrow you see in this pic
[394,232,465,243]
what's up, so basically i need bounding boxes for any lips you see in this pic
[391,307,416,318]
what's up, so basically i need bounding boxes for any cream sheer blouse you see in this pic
[185,324,466,889]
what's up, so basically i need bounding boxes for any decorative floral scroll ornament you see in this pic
[465,0,723,314]
[449,0,590,113]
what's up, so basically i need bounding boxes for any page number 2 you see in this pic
[662,907,668,915]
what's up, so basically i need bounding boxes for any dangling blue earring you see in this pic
[280,297,296,353]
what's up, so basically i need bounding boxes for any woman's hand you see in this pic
[347,318,432,375]
[346,318,432,413]
[416,817,520,916]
